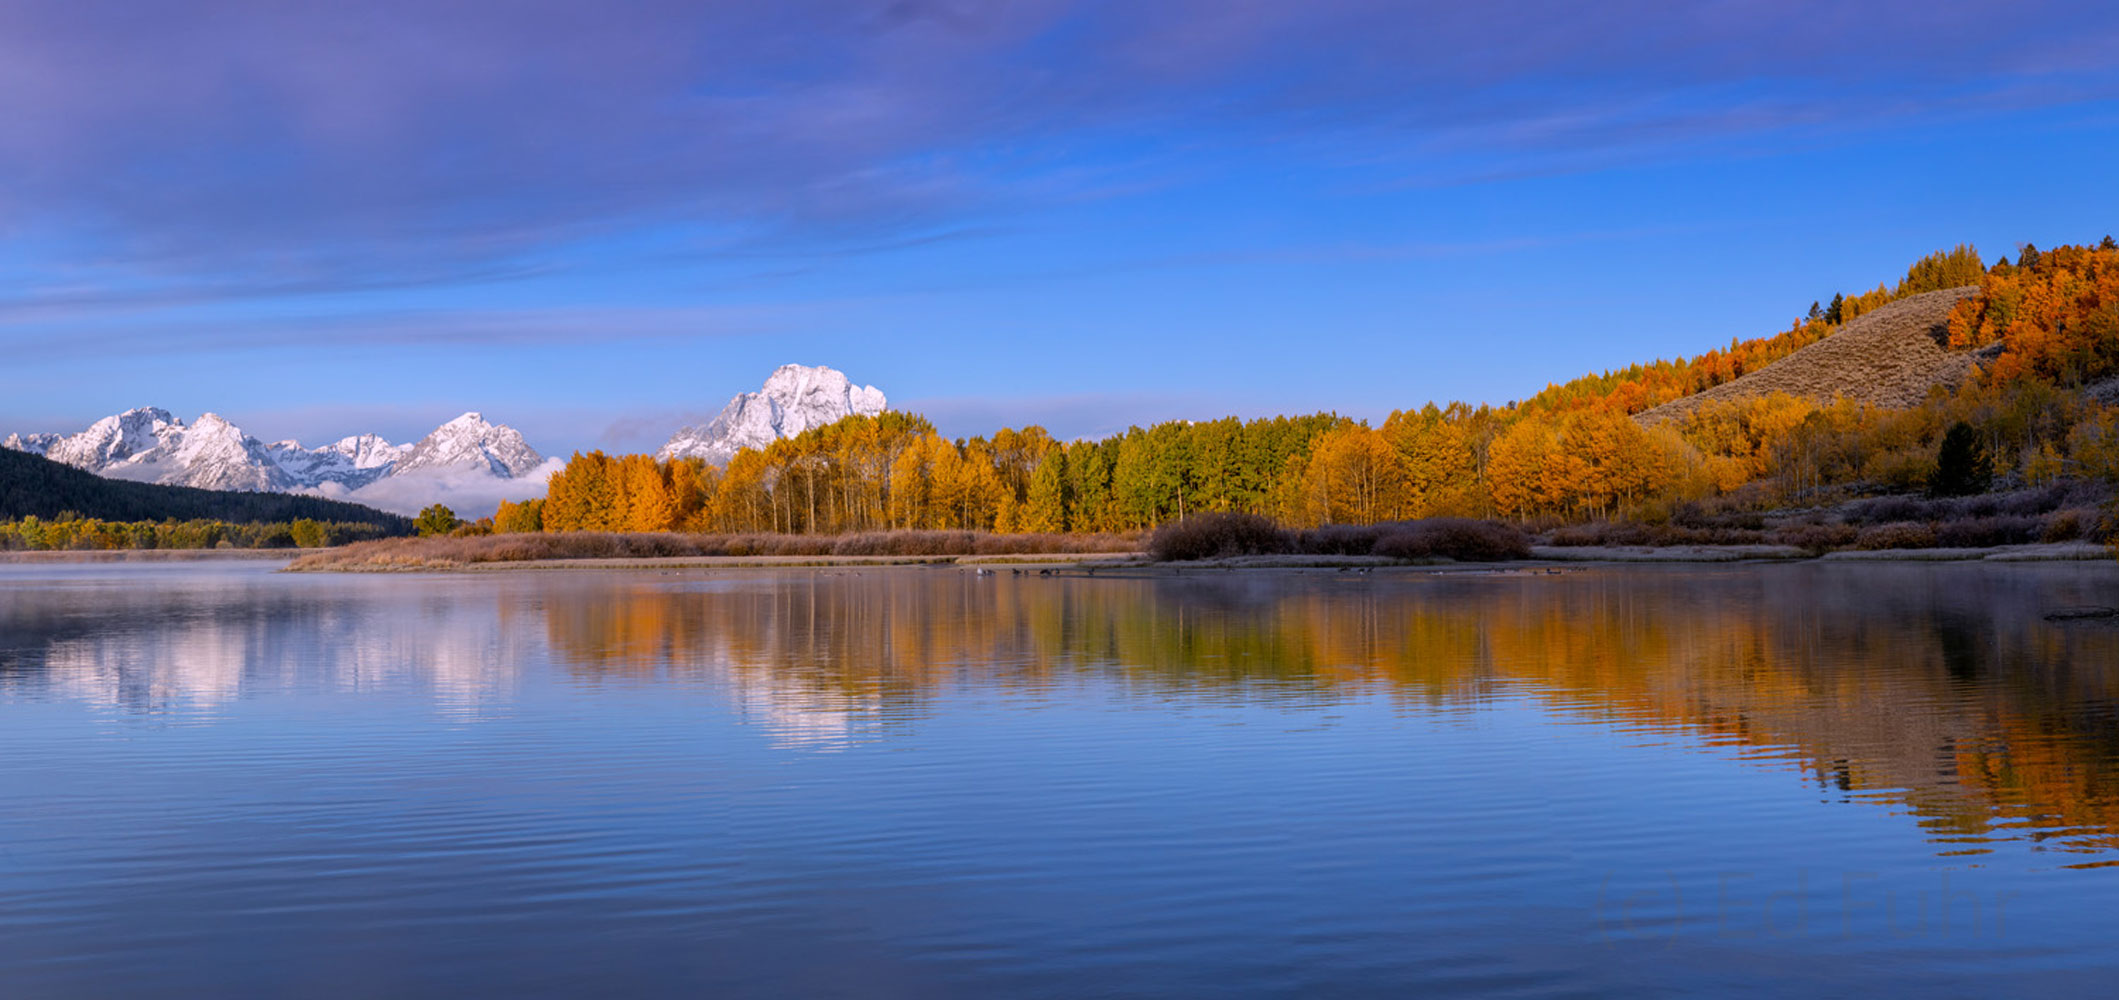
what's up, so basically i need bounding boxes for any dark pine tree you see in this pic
[1930,422,1993,498]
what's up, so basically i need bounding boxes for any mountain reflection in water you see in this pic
[3,561,2119,998]
[6,563,2116,860]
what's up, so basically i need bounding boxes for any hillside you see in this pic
[1637,285,1982,425]
[0,447,410,529]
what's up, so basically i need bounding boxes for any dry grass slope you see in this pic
[1638,285,1983,426]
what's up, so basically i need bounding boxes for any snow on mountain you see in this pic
[2,408,555,517]
[394,413,545,478]
[266,434,410,491]
[148,413,297,492]
[0,432,60,456]
[6,368,884,518]
[43,407,188,472]
[17,407,294,492]
[658,364,887,465]
[322,413,556,517]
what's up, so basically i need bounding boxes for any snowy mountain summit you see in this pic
[658,364,887,465]
[394,413,545,479]
[7,406,294,492]
[3,409,554,516]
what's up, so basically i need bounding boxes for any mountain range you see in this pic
[2,364,886,517]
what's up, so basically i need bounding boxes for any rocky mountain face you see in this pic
[2,407,545,496]
[658,364,887,465]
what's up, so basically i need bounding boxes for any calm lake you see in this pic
[3,560,2118,997]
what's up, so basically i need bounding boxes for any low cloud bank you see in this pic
[305,458,563,518]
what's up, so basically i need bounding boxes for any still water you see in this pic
[2,560,2118,998]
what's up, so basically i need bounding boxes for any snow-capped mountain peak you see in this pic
[45,406,185,470]
[330,434,410,470]
[395,412,544,478]
[157,413,292,492]
[659,364,887,465]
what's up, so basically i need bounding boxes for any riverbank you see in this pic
[279,541,2114,573]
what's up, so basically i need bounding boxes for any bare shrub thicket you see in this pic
[1371,519,1531,561]
[1766,522,1858,553]
[1933,516,2044,548]
[1548,481,2114,554]
[1856,522,1938,550]
[1147,513,1293,561]
[1150,514,1529,562]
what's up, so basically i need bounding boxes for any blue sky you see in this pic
[4,0,2118,454]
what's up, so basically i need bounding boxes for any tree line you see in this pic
[490,242,2119,535]
[0,516,396,551]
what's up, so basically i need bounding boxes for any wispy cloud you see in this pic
[2,0,2113,299]
[0,302,807,361]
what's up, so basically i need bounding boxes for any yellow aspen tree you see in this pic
[621,454,674,532]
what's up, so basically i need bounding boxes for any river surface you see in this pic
[2,560,2118,998]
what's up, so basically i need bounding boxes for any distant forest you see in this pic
[0,447,410,529]
[491,241,2119,537]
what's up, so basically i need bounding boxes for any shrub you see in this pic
[1148,513,1292,561]
[1933,515,2043,548]
[1373,518,1531,561]
[2001,485,2071,517]
[1856,522,1937,549]
[1767,522,1856,553]
[1671,502,1711,529]
[2042,509,2089,542]
[1542,520,1774,547]
[1548,523,1608,547]
[1961,494,2002,518]
[1296,524,1385,556]
[1848,495,1926,524]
